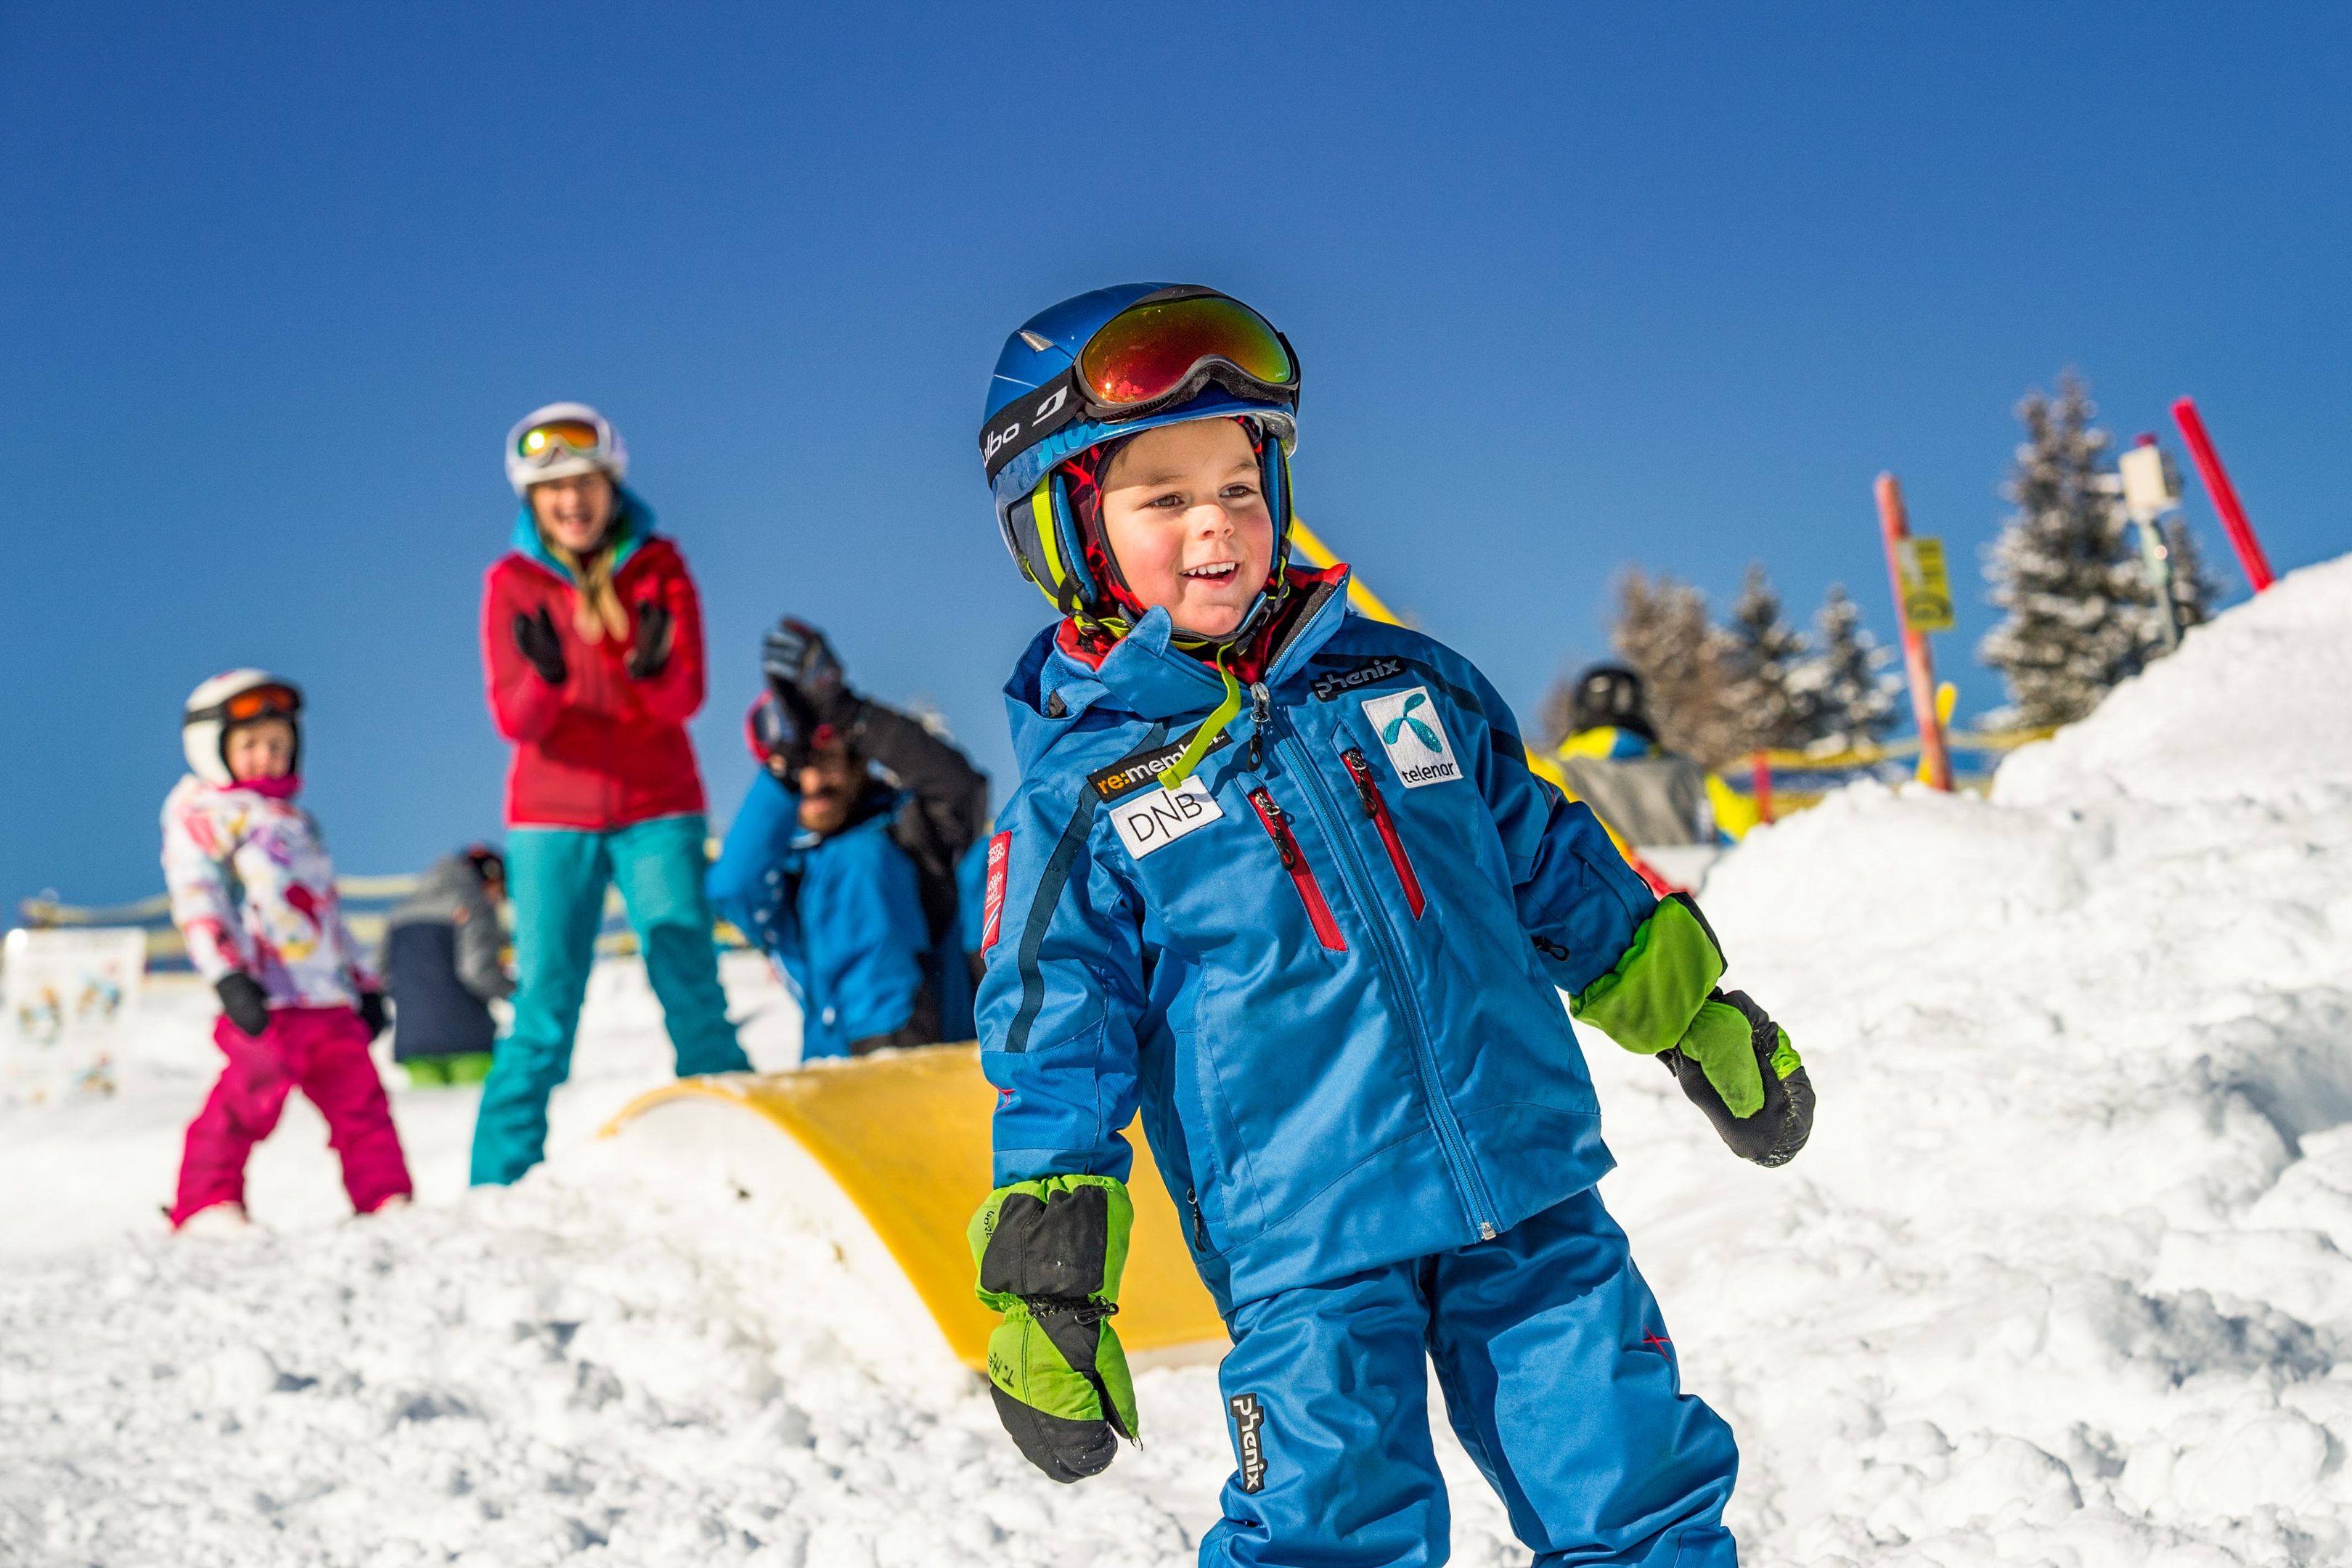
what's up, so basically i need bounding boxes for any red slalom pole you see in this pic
[1874,473,1953,792]
[2171,398,2275,593]
[1750,750,1776,825]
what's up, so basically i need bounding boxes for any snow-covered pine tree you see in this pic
[1718,563,1813,753]
[1980,371,2176,727]
[1787,583,1899,754]
[1608,568,1744,767]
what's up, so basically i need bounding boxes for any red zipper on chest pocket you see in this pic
[1341,748,1427,918]
[1248,788,1346,952]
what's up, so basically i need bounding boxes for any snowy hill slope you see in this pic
[4,558,2350,1566]
[1647,553,2352,1564]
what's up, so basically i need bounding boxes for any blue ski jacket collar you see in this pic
[1005,568,1353,768]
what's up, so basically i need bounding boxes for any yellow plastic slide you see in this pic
[600,1045,1226,1369]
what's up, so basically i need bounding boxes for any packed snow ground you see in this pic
[6,559,2352,1566]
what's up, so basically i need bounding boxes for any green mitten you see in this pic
[968,1175,1139,1482]
[1572,894,1814,1166]
[1662,989,1815,1167]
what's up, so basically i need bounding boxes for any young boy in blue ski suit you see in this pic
[965,285,1815,1567]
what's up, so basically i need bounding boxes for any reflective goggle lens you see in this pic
[1078,294,1294,409]
[224,684,301,722]
[515,420,605,460]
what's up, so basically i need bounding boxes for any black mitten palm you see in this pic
[627,599,673,680]
[1661,989,1815,1167]
[216,973,271,1037]
[512,608,568,685]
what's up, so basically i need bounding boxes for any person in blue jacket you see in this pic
[963,285,1816,1567]
[707,620,989,1058]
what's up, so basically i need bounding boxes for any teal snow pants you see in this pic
[468,815,748,1185]
[1204,1188,1739,1567]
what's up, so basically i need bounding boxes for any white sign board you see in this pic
[2117,443,2181,526]
[3,927,145,1100]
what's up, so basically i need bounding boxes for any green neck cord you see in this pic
[1158,648,1243,790]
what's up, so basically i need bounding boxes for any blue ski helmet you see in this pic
[979,284,1300,638]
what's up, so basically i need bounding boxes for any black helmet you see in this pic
[1572,664,1654,740]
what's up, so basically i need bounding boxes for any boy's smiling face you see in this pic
[1098,420,1273,640]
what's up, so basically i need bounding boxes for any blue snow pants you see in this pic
[1203,1188,1738,1568]
[469,815,748,1185]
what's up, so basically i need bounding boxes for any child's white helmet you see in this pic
[505,402,629,495]
[182,670,303,786]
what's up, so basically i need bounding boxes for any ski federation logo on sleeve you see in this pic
[1228,1393,1269,1493]
[980,830,1011,951]
[1361,685,1463,788]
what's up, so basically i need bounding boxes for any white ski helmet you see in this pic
[505,401,629,495]
[181,670,303,786]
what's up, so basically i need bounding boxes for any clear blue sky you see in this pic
[7,3,2346,909]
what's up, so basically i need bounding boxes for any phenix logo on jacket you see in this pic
[975,568,1660,1311]
[162,775,376,1008]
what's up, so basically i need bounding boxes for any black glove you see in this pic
[1661,989,1815,1167]
[356,989,389,1040]
[512,607,568,685]
[751,690,814,781]
[215,973,271,1038]
[761,617,846,713]
[627,597,674,681]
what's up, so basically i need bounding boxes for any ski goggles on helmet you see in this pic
[980,287,1299,483]
[514,418,609,467]
[194,682,303,727]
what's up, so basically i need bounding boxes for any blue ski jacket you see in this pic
[709,772,941,1061]
[977,571,1662,1310]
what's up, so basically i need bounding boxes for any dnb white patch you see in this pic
[1361,685,1463,788]
[1108,772,1225,858]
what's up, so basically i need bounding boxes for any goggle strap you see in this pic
[187,695,302,727]
[983,369,1086,483]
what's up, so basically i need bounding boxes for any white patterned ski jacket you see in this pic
[160,775,373,1008]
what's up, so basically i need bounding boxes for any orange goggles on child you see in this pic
[980,287,1300,482]
[190,682,303,727]
[1075,290,1296,410]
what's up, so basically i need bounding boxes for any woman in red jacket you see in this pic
[470,402,748,1185]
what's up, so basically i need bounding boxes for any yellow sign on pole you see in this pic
[1895,536,1955,632]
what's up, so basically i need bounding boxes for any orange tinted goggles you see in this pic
[222,684,302,722]
[515,420,606,461]
[1076,292,1296,410]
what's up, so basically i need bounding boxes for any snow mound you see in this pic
[4,558,2350,1565]
[1645,554,2352,1564]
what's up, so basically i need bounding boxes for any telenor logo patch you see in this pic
[1089,729,1231,803]
[1312,656,1405,701]
[1229,1393,1268,1493]
[1361,685,1463,788]
[1108,773,1223,859]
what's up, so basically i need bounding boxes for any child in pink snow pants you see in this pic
[164,670,413,1227]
